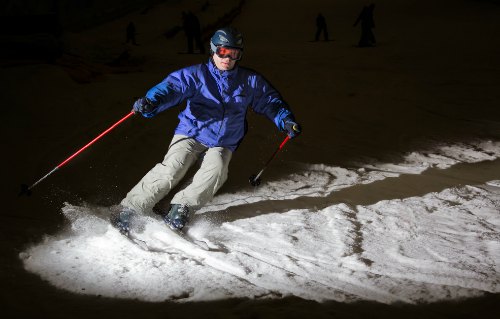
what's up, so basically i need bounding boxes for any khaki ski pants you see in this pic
[121,135,232,213]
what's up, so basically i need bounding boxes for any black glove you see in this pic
[284,119,302,138]
[132,97,156,114]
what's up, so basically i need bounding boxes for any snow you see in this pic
[200,139,500,212]
[20,140,500,304]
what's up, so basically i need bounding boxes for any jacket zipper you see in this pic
[215,74,227,137]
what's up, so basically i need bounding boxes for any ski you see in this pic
[110,211,168,253]
[163,226,211,251]
[122,230,168,253]
[110,211,223,252]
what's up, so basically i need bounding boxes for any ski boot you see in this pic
[110,207,136,235]
[162,204,190,231]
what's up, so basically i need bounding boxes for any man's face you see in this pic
[213,52,237,71]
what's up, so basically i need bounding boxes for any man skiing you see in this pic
[111,27,301,234]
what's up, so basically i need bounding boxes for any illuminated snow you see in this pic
[21,140,500,303]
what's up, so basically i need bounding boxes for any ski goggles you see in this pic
[215,46,243,61]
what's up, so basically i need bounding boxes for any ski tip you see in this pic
[19,184,32,197]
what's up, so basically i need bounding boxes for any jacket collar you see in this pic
[208,58,239,80]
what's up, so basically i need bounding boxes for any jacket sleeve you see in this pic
[251,74,294,131]
[141,66,197,118]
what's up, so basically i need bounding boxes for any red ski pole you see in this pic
[20,111,135,196]
[249,135,291,186]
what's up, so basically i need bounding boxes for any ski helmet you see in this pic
[210,27,244,53]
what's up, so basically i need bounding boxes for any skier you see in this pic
[182,11,204,54]
[126,22,138,45]
[111,27,301,234]
[353,3,376,47]
[315,13,329,41]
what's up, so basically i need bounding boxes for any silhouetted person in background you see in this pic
[126,21,138,45]
[315,13,329,41]
[353,3,376,47]
[182,11,205,54]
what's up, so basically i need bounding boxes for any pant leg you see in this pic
[171,146,232,210]
[120,135,205,213]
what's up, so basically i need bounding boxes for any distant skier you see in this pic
[353,3,376,47]
[126,21,138,45]
[111,27,301,233]
[315,13,329,41]
[182,11,204,54]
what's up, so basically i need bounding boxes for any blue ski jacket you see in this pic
[142,59,294,152]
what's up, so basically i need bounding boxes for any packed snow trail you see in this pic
[20,140,500,303]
